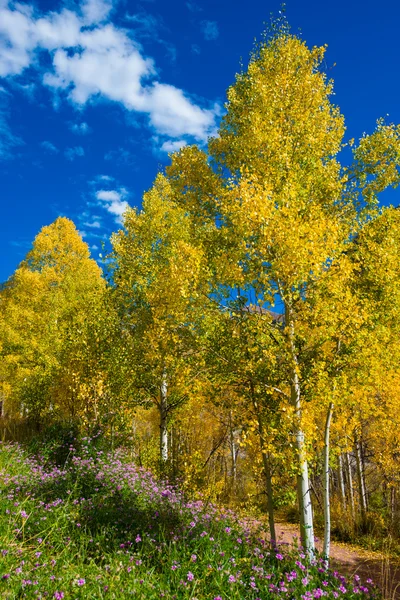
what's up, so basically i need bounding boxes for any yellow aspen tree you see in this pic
[0,217,105,421]
[167,25,400,556]
[111,174,207,467]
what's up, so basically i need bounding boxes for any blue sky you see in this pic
[1,0,400,282]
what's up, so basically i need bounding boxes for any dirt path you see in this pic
[272,522,400,599]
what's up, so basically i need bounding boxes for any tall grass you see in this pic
[0,439,382,599]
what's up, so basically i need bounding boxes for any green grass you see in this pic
[0,440,382,599]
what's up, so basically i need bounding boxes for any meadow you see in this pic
[0,437,381,600]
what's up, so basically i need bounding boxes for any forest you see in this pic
[1,21,400,600]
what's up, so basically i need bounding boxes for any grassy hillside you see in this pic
[0,439,381,599]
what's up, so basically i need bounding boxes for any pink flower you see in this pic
[187,571,194,582]
[77,578,85,586]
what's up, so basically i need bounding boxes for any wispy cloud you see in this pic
[201,20,219,41]
[191,44,201,55]
[0,100,23,159]
[0,0,219,144]
[125,11,177,62]
[104,147,136,165]
[186,1,202,12]
[83,217,102,228]
[69,121,91,135]
[64,146,85,160]
[41,140,59,153]
[97,174,114,182]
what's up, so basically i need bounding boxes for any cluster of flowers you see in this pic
[0,440,381,599]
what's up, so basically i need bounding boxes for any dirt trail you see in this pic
[272,522,400,599]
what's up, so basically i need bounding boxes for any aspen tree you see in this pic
[0,217,105,420]
[167,23,400,555]
[111,175,206,467]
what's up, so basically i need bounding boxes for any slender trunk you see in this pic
[391,487,396,523]
[250,386,276,543]
[338,454,347,510]
[160,373,168,463]
[345,451,355,520]
[355,435,367,519]
[261,450,277,544]
[229,411,238,485]
[285,304,315,558]
[323,402,334,560]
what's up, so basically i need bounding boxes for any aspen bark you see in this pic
[159,373,168,463]
[355,436,367,518]
[229,411,238,485]
[261,450,277,545]
[345,451,356,520]
[338,453,347,510]
[285,304,315,558]
[323,402,334,560]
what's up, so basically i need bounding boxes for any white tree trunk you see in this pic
[345,451,355,520]
[323,402,334,560]
[338,453,346,510]
[355,436,367,518]
[286,304,315,558]
[160,373,168,463]
[229,411,238,484]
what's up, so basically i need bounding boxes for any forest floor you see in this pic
[271,522,400,599]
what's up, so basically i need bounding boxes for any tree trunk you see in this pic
[391,486,396,523]
[250,386,276,543]
[285,304,315,558]
[159,373,168,463]
[338,453,346,510]
[323,402,334,560]
[355,435,367,519]
[345,451,355,520]
[228,411,238,485]
[261,449,276,544]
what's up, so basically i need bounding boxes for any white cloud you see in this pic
[191,44,201,55]
[96,189,120,202]
[69,121,91,134]
[96,187,129,223]
[84,218,102,228]
[0,0,219,143]
[201,20,219,41]
[145,83,218,139]
[160,139,187,153]
[64,145,85,160]
[41,140,58,153]
[81,0,114,25]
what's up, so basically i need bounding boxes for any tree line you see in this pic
[2,25,400,560]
